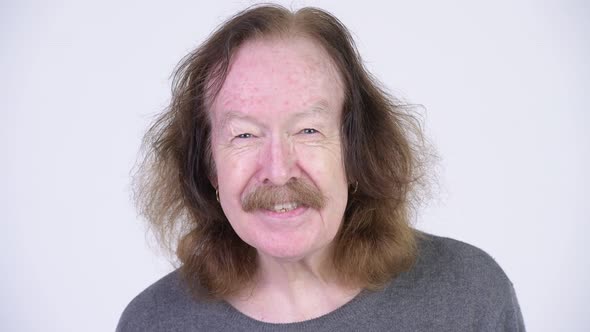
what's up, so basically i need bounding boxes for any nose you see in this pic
[259,134,298,186]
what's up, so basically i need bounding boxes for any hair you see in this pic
[134,4,433,299]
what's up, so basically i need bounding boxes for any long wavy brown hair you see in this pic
[134,4,433,299]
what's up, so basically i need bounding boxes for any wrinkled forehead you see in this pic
[208,37,345,121]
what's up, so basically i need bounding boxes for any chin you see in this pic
[257,245,313,262]
[248,232,333,264]
[226,208,340,263]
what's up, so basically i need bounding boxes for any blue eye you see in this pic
[301,128,318,134]
[235,133,253,139]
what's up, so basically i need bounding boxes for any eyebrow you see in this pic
[219,111,264,131]
[219,100,333,130]
[293,101,331,120]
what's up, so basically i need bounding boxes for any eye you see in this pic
[235,133,253,139]
[300,128,318,134]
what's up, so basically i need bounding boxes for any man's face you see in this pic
[209,37,348,262]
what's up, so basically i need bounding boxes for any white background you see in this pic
[2,0,588,331]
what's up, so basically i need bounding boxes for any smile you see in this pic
[269,203,299,213]
[270,202,300,213]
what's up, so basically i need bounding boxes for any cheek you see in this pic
[299,146,348,193]
[215,149,258,196]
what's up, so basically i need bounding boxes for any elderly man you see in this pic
[117,5,524,331]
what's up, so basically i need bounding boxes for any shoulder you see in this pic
[116,270,188,331]
[412,233,512,291]
[116,270,228,332]
[389,233,525,331]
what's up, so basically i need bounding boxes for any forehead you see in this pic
[210,37,344,121]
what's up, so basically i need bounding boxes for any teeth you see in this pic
[271,202,299,213]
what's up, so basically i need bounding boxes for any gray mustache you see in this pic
[242,179,326,211]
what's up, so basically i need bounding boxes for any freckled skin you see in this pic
[210,37,348,262]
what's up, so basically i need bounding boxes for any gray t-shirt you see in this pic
[116,234,525,331]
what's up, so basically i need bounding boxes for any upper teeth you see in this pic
[271,202,298,212]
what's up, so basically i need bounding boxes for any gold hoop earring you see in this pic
[351,181,358,194]
[215,188,220,202]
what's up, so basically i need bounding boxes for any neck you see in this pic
[226,252,361,323]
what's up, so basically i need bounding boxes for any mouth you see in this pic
[256,202,309,220]
[269,202,300,213]
[241,180,326,213]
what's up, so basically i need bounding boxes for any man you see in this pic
[118,5,524,331]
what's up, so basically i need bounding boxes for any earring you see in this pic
[215,187,220,202]
[351,181,358,194]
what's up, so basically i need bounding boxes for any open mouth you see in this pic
[269,202,300,213]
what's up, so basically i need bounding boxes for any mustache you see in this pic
[242,179,326,211]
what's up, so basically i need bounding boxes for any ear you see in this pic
[207,151,218,188]
[209,176,218,188]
